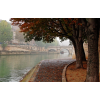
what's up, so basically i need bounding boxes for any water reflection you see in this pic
[0,53,71,82]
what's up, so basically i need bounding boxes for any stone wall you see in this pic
[0,45,38,55]
[0,45,30,51]
[0,45,49,55]
[0,51,38,55]
[5,46,30,51]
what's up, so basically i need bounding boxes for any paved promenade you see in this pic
[29,59,75,82]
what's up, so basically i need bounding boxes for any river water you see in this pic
[0,53,71,82]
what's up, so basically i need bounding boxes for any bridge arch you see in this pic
[48,49,57,52]
[47,46,73,54]
[60,48,70,54]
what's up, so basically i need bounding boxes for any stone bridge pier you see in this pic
[46,46,73,54]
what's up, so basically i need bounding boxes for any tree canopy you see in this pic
[10,18,72,42]
[10,18,87,43]
[0,20,13,49]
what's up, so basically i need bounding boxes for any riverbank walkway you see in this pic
[26,59,75,82]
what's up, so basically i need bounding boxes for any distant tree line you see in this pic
[0,20,13,50]
[35,38,59,48]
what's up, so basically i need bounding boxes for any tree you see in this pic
[10,19,86,69]
[85,19,99,82]
[10,18,86,68]
[11,18,86,68]
[0,20,13,50]
[76,18,99,82]
[67,18,99,81]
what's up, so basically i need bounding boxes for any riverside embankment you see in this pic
[20,58,75,82]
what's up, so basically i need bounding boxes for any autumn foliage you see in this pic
[10,18,81,42]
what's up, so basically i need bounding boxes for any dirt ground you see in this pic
[66,61,100,82]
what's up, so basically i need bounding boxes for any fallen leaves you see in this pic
[66,61,87,82]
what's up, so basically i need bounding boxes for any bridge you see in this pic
[47,46,73,54]
[1,45,73,54]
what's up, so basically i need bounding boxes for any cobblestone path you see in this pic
[30,59,75,82]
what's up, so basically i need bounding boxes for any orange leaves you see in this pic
[29,31,34,34]
[72,78,74,80]
[64,18,83,28]
[78,23,82,26]
[63,18,77,27]
[10,18,84,44]
[63,19,68,24]
[73,20,76,24]
[70,19,78,25]
[36,21,39,24]
[21,23,28,27]
[10,18,40,35]
[81,74,85,76]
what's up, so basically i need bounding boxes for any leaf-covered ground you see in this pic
[29,59,75,82]
[66,61,100,82]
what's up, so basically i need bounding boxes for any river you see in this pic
[0,53,71,82]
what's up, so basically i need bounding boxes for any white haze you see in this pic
[57,37,69,46]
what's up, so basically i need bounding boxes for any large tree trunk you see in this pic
[70,37,86,69]
[75,39,83,68]
[71,21,86,69]
[81,43,86,61]
[86,18,99,82]
[75,40,86,61]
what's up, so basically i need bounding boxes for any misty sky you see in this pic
[56,37,69,46]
